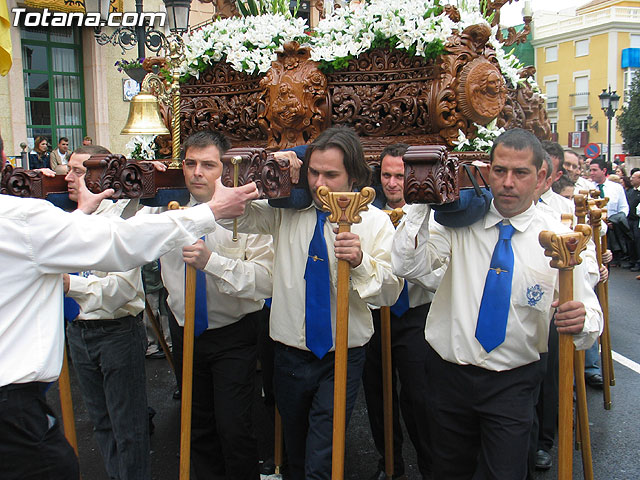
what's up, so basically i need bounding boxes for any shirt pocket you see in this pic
[512,265,556,314]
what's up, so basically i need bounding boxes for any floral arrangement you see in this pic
[178,14,308,78]
[177,0,532,88]
[125,135,157,161]
[453,120,505,153]
[114,58,146,73]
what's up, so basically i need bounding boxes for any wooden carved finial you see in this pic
[316,186,375,226]
[574,194,587,224]
[588,207,602,228]
[168,201,185,210]
[383,208,405,228]
[560,214,574,229]
[539,224,592,270]
[588,189,600,200]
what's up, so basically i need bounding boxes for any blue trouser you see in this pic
[67,315,150,480]
[273,343,365,480]
[584,340,601,377]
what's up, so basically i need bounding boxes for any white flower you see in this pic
[125,135,157,161]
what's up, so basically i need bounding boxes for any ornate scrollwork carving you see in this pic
[0,164,44,198]
[257,42,329,150]
[326,48,435,138]
[539,224,592,270]
[83,155,154,200]
[383,208,405,228]
[402,145,459,204]
[181,63,265,143]
[458,58,507,124]
[220,148,292,199]
[316,186,375,225]
[497,66,551,141]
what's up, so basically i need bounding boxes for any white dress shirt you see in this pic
[594,179,629,216]
[574,176,593,194]
[0,195,218,387]
[67,200,145,320]
[220,200,404,350]
[159,199,274,330]
[392,202,603,372]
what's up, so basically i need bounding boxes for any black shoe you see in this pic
[260,458,276,475]
[586,373,604,389]
[369,469,407,480]
[173,388,181,400]
[535,449,552,470]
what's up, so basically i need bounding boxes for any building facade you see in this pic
[531,0,640,160]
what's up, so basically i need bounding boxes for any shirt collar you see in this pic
[484,200,536,233]
[539,188,554,204]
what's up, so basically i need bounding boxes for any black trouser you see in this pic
[362,303,432,478]
[0,382,79,480]
[425,343,544,480]
[172,311,261,480]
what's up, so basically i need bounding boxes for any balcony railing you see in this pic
[534,7,640,38]
[570,92,589,108]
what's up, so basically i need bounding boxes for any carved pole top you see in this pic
[316,186,375,225]
[539,224,592,270]
[560,214,573,229]
[168,201,186,210]
[573,194,587,221]
[383,208,405,228]
[588,207,602,227]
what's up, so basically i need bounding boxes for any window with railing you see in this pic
[571,76,589,108]
[545,80,558,110]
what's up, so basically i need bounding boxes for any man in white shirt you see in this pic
[392,128,603,479]
[590,157,631,267]
[364,143,442,480]
[158,131,274,480]
[0,135,259,480]
[62,145,152,480]
[219,126,403,480]
[50,137,70,174]
[563,150,592,193]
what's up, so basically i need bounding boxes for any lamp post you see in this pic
[598,86,621,165]
[86,0,192,55]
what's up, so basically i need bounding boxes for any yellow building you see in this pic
[531,0,640,160]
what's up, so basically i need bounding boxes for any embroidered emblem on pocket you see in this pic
[527,284,544,306]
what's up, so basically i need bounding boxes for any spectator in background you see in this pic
[552,175,575,200]
[627,170,640,272]
[29,136,50,169]
[83,136,93,146]
[50,137,71,174]
[614,164,632,190]
[563,150,592,193]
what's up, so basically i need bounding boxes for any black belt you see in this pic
[0,381,47,402]
[72,315,136,329]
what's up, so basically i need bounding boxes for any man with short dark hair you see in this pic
[392,128,602,479]
[50,137,70,174]
[363,143,440,480]
[0,135,260,480]
[219,126,403,480]
[563,150,592,192]
[157,130,274,480]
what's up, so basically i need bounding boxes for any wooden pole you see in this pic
[180,264,196,480]
[58,346,79,455]
[168,200,196,480]
[274,407,283,475]
[316,186,375,480]
[539,225,591,480]
[379,208,403,479]
[574,349,594,480]
[589,201,613,410]
[380,305,394,479]
[144,299,175,372]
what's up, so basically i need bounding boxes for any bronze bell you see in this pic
[121,93,170,135]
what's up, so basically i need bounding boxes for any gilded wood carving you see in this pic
[316,186,376,225]
[258,42,329,150]
[539,225,592,270]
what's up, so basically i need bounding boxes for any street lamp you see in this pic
[598,86,621,165]
[87,0,192,56]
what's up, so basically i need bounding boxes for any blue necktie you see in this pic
[63,273,80,322]
[475,222,516,353]
[188,236,209,337]
[305,209,333,358]
[390,281,410,317]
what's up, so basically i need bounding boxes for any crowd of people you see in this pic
[1,126,626,480]
[25,135,93,172]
